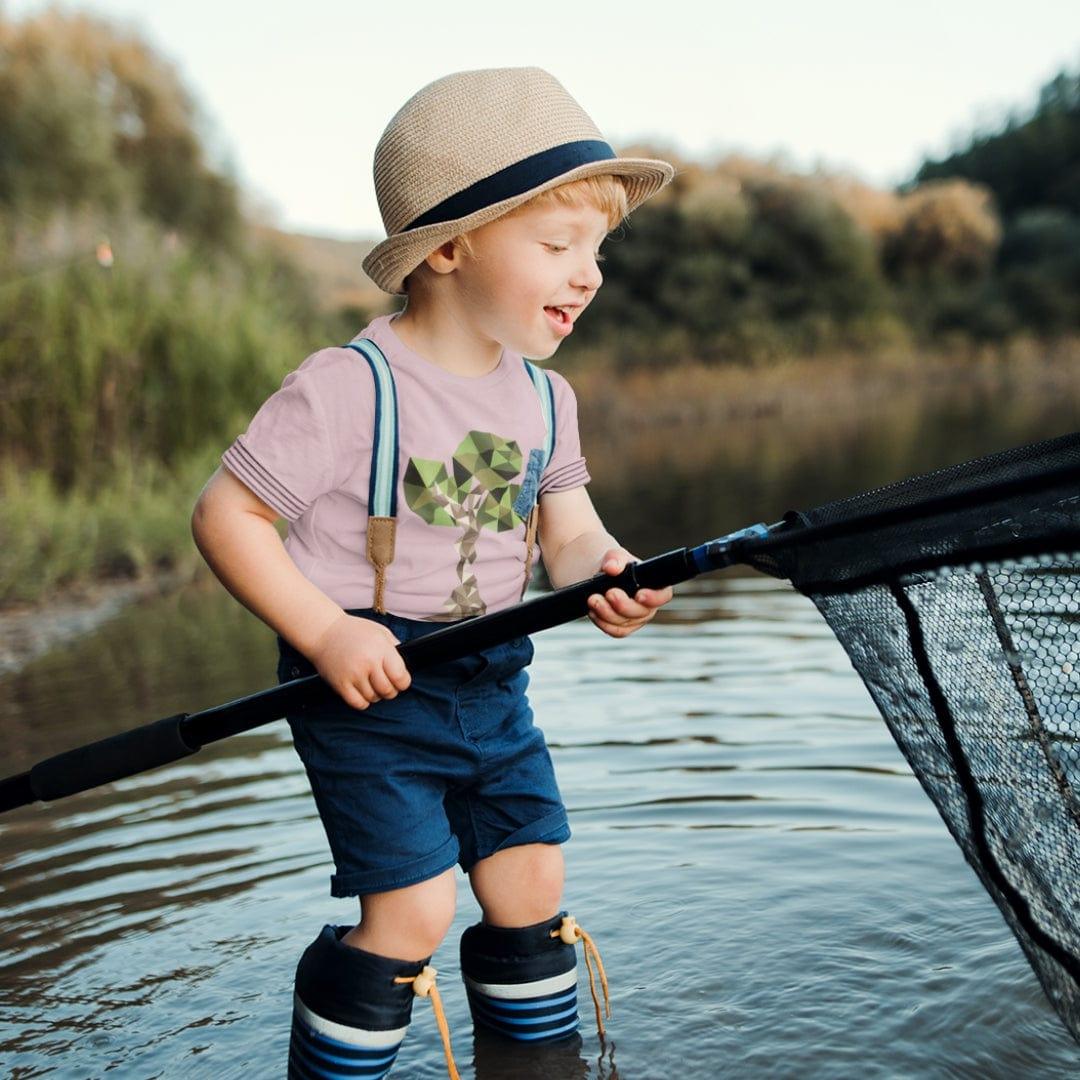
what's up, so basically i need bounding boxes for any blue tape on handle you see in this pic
[689,523,770,573]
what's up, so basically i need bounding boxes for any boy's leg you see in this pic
[447,633,586,1043]
[347,864,458,959]
[460,844,582,1043]
[290,870,456,1080]
[468,842,564,928]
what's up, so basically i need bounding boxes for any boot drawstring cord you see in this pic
[394,965,460,1080]
[551,915,611,1038]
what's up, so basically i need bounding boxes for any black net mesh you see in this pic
[743,431,1080,1040]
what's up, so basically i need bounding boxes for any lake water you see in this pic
[2,384,1080,1078]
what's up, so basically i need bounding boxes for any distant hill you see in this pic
[251,224,394,314]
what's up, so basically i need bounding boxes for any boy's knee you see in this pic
[354,869,457,959]
[510,859,564,924]
[533,845,565,899]
[403,895,456,955]
[471,843,565,926]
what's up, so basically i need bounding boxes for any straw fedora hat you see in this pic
[362,67,675,295]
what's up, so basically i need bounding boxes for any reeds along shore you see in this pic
[568,332,1080,442]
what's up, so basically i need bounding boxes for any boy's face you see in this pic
[449,199,609,360]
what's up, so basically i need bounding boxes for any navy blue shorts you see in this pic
[276,608,571,898]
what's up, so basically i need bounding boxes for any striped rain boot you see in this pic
[289,924,460,1079]
[460,912,610,1046]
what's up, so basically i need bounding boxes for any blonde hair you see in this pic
[450,174,628,259]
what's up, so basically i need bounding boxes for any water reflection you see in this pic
[584,381,1080,557]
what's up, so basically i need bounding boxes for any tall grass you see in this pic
[0,449,214,605]
[0,219,343,606]
[0,224,322,491]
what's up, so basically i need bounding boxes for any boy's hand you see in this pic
[587,548,673,638]
[309,612,412,710]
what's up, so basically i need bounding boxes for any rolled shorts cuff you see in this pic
[468,808,572,872]
[330,835,461,898]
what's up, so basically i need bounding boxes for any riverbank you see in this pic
[0,568,195,677]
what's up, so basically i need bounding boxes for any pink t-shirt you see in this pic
[221,313,590,620]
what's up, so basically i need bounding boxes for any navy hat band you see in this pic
[403,139,617,232]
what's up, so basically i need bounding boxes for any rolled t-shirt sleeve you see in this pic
[221,351,344,522]
[539,369,590,495]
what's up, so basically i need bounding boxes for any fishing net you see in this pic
[743,431,1080,1040]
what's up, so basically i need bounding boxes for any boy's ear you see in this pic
[423,240,463,276]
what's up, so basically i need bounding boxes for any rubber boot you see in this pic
[459,912,581,1044]
[288,924,428,1079]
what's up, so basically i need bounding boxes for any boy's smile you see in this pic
[542,303,577,339]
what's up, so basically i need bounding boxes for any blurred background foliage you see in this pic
[1,8,1079,604]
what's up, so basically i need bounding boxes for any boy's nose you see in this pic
[570,254,603,293]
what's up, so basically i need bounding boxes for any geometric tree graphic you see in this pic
[404,430,526,619]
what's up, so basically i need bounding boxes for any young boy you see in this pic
[191,66,674,1079]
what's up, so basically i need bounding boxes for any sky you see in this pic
[6,0,1080,240]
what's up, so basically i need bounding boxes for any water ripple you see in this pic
[0,575,1078,1076]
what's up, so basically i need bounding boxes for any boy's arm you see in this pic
[190,465,344,656]
[537,486,672,636]
[190,467,410,710]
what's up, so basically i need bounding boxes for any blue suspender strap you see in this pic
[345,338,399,518]
[520,360,556,597]
[523,359,556,475]
[344,337,399,613]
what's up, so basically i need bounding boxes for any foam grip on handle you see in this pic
[29,713,195,802]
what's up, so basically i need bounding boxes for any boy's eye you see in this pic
[544,243,606,262]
